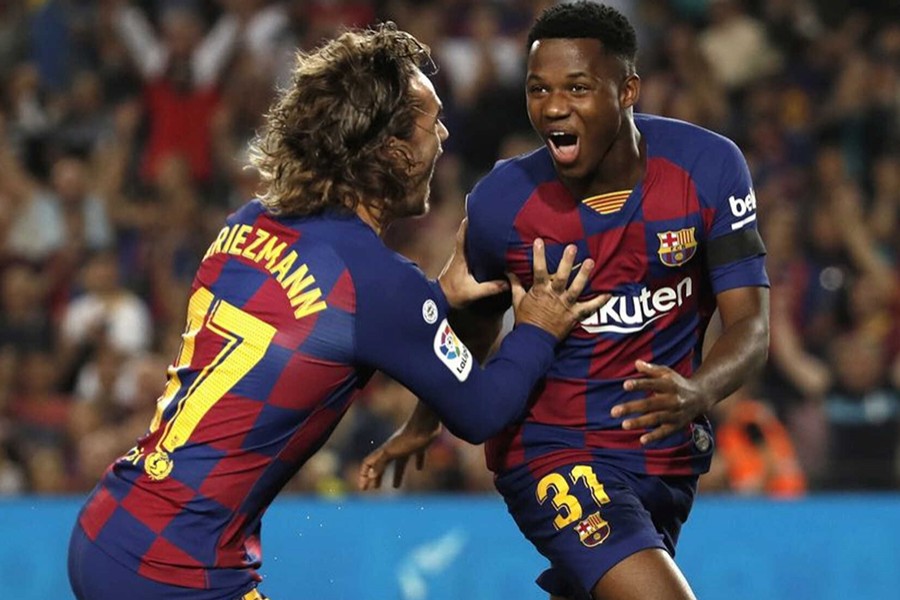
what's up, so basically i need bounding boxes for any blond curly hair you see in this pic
[248,23,432,220]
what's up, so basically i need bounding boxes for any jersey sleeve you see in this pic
[464,158,525,282]
[465,191,507,283]
[702,137,769,294]
[354,259,556,444]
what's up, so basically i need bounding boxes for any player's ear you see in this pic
[620,74,640,110]
[384,136,416,174]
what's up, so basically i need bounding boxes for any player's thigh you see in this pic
[546,549,695,600]
[590,547,695,600]
[69,524,264,600]
[499,463,669,598]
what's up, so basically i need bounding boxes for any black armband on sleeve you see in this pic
[706,228,767,269]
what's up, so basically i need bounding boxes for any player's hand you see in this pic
[510,239,609,341]
[358,421,442,491]
[611,360,716,444]
[437,218,510,309]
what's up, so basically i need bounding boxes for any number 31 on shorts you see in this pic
[536,465,611,531]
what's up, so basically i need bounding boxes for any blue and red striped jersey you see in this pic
[466,114,769,490]
[77,202,558,591]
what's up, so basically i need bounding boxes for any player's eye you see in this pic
[528,85,548,95]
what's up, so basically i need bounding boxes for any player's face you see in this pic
[396,70,448,218]
[526,38,639,185]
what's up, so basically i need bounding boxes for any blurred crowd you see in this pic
[0,0,898,497]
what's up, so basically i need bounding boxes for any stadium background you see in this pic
[0,0,898,598]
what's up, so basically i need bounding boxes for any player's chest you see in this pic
[508,184,707,287]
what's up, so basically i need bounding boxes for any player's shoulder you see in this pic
[467,146,556,215]
[466,146,557,249]
[296,212,423,286]
[223,198,267,226]
[638,113,744,168]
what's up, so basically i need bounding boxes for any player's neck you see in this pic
[356,203,386,236]
[564,121,645,201]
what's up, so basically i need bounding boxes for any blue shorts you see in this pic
[495,462,697,599]
[68,525,268,600]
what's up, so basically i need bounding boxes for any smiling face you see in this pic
[392,70,449,218]
[526,38,639,187]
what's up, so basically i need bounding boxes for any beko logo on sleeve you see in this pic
[433,319,472,381]
[728,188,757,230]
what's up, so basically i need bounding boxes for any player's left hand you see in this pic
[358,422,442,491]
[611,360,715,445]
[438,218,510,308]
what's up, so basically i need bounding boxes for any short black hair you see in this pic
[527,2,637,70]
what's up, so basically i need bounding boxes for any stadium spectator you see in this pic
[59,250,152,358]
[824,329,900,490]
[109,0,240,184]
[703,387,806,497]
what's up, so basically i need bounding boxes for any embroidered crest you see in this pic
[657,227,698,267]
[575,511,610,547]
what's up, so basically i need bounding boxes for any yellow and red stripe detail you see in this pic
[582,190,632,215]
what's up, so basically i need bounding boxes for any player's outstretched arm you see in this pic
[358,239,610,486]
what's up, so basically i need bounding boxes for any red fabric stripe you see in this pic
[641,158,700,222]
[327,269,356,313]
[121,478,198,534]
[527,378,587,426]
[514,181,585,244]
[138,537,208,588]
[79,486,118,541]
[267,355,354,411]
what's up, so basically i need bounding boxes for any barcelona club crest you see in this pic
[575,511,610,548]
[657,227,697,267]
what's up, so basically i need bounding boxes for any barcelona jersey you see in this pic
[466,114,769,490]
[76,203,558,591]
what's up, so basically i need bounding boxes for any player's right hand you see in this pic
[437,218,510,309]
[510,239,609,341]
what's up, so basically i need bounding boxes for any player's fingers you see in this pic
[415,449,426,471]
[640,423,681,445]
[610,397,655,418]
[531,239,548,285]
[623,376,676,393]
[357,465,372,491]
[508,272,525,309]
[469,278,510,301]
[552,244,578,291]
[564,258,595,303]
[455,218,468,249]
[574,293,609,323]
[358,453,384,490]
[621,409,678,432]
[634,359,670,376]
[392,455,410,488]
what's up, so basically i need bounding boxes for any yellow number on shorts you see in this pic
[570,465,611,507]
[536,473,583,530]
[536,465,611,530]
[146,286,276,470]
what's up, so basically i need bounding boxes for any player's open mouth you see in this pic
[547,131,580,166]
